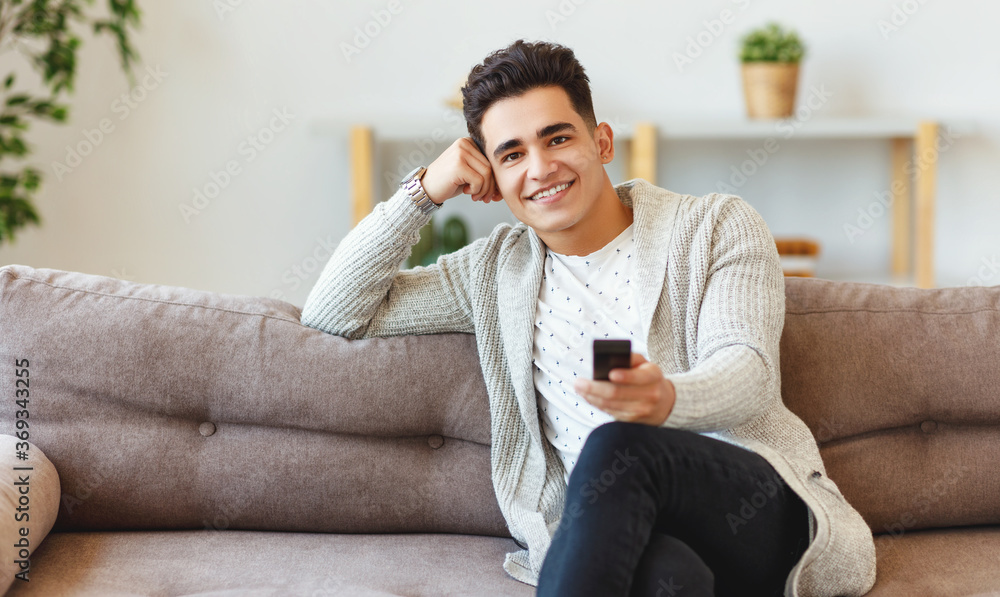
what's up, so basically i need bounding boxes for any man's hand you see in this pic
[573,353,677,426]
[420,137,502,205]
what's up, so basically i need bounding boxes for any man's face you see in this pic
[480,85,614,239]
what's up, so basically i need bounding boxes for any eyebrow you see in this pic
[492,122,578,161]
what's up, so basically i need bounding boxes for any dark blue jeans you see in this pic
[536,422,811,597]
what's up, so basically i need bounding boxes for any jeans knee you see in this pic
[630,533,714,597]
[584,420,646,453]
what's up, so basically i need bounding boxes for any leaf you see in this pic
[0,0,142,248]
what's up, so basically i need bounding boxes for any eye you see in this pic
[502,152,522,163]
[550,136,569,145]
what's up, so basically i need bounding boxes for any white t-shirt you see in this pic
[532,223,750,485]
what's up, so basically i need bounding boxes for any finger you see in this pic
[583,382,641,420]
[460,137,489,162]
[607,353,647,382]
[461,158,494,202]
[608,352,656,384]
[609,362,659,385]
[575,379,619,400]
[461,164,491,201]
[486,181,501,203]
[576,382,612,411]
[477,164,497,203]
[463,145,496,198]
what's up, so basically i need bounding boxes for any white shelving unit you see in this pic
[324,116,974,289]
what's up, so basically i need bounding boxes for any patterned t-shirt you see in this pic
[532,224,649,484]
[532,223,751,485]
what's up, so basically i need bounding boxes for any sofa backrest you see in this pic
[780,276,1000,536]
[6,264,997,539]
[0,264,509,537]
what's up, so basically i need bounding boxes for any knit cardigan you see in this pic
[300,178,877,597]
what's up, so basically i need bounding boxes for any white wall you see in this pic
[1,0,997,306]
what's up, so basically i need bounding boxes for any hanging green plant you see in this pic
[0,0,143,246]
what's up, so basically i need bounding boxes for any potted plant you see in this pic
[407,215,470,268]
[739,22,806,119]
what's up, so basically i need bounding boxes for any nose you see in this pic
[526,149,557,180]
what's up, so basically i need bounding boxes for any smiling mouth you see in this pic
[527,180,574,201]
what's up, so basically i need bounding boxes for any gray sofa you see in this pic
[0,263,998,596]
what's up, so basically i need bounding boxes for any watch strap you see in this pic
[401,167,439,214]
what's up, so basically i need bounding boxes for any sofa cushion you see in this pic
[780,277,1000,534]
[12,526,1000,597]
[867,525,1000,596]
[0,264,507,537]
[0,436,60,592]
[5,530,535,596]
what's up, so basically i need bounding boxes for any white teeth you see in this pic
[530,183,570,201]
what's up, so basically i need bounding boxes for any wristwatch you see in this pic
[400,166,440,214]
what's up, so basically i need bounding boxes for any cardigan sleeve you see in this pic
[659,195,786,431]
[300,187,481,339]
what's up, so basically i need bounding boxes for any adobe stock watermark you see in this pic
[61,468,109,516]
[673,0,752,73]
[603,115,635,139]
[340,1,404,64]
[874,461,972,555]
[545,0,590,30]
[1,10,47,58]
[726,472,784,534]
[110,267,136,282]
[877,0,929,40]
[214,0,250,21]
[965,254,1000,287]
[179,107,295,224]
[812,415,844,445]
[843,124,960,244]
[51,64,168,181]
[715,83,834,194]
[269,234,339,301]
[549,441,639,546]
[653,576,684,597]
[381,108,465,191]
[203,501,240,531]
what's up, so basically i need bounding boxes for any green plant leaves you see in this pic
[739,21,805,63]
[0,0,142,247]
[406,214,472,268]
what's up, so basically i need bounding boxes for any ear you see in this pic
[594,122,615,163]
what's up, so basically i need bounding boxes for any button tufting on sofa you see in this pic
[920,420,938,433]
[199,422,217,437]
[427,434,444,449]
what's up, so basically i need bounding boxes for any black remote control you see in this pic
[593,339,631,381]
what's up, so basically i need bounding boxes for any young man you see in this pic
[301,39,876,597]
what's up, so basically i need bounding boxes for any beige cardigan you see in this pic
[301,178,877,597]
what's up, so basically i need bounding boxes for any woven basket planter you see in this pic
[741,62,800,118]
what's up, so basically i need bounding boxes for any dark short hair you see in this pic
[461,39,597,156]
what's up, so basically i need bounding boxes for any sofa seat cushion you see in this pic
[868,525,1000,596]
[8,530,535,596]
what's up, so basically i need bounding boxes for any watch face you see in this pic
[402,166,424,185]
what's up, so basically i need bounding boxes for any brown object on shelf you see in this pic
[742,62,800,119]
[775,237,820,277]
